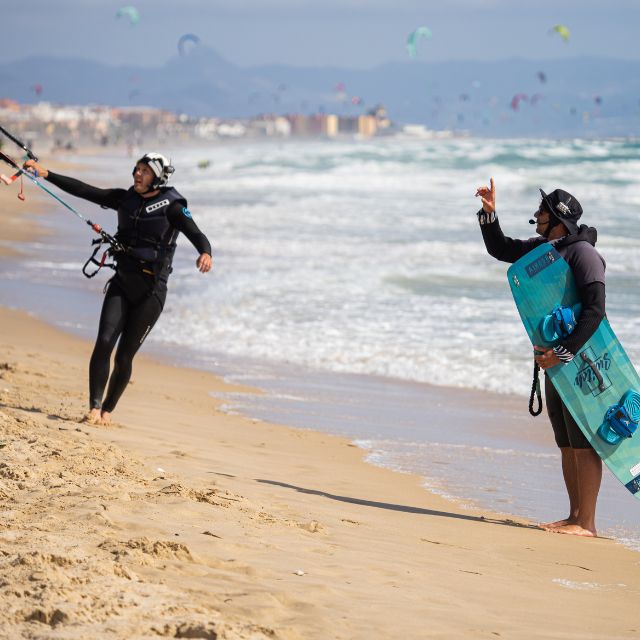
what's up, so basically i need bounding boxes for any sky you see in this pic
[2,0,639,69]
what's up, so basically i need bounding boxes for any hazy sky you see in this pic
[3,0,639,69]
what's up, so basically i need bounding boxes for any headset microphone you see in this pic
[529,219,536,224]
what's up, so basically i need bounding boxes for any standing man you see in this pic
[24,153,212,426]
[475,178,606,537]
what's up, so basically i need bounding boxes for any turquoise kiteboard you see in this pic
[507,242,640,499]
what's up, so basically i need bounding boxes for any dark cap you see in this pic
[539,188,583,235]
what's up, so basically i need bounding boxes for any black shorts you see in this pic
[545,374,592,450]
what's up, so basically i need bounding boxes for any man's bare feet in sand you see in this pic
[83,408,102,425]
[82,409,112,426]
[549,523,596,537]
[539,517,576,531]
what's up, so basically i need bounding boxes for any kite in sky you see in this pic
[511,93,528,111]
[406,27,432,57]
[550,24,570,42]
[178,33,201,56]
[116,6,140,26]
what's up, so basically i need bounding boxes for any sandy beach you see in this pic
[2,160,640,639]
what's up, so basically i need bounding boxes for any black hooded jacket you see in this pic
[479,214,606,357]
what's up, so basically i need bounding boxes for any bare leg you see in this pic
[541,447,579,530]
[552,448,602,537]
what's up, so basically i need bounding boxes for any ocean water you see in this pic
[2,136,640,546]
[161,137,640,396]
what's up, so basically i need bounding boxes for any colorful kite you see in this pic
[116,6,140,26]
[178,33,201,56]
[550,24,570,42]
[406,26,432,57]
[510,93,529,111]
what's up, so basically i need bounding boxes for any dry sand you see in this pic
[1,158,640,639]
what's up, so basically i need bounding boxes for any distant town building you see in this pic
[0,98,450,148]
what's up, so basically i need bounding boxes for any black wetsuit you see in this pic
[46,171,212,413]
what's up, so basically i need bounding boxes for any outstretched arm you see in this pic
[23,159,127,210]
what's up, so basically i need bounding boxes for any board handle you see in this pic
[580,352,606,392]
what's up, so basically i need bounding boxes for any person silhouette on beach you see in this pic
[24,154,212,425]
[475,178,605,537]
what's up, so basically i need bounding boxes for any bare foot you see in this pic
[82,409,102,425]
[99,410,112,426]
[539,517,576,531]
[550,523,596,537]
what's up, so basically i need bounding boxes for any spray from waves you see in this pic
[149,137,640,396]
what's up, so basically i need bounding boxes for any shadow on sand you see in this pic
[256,478,541,531]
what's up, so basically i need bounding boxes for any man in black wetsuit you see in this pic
[24,153,212,425]
[475,178,606,538]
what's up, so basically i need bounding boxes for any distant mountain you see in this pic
[2,48,639,137]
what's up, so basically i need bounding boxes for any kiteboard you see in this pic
[507,242,640,499]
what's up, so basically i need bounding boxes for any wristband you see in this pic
[477,209,496,226]
[553,345,574,363]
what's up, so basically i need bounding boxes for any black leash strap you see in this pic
[529,360,543,416]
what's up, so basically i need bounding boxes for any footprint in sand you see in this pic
[25,607,69,627]
[341,518,361,526]
[98,537,196,565]
[297,520,323,533]
[153,622,217,639]
[149,482,237,508]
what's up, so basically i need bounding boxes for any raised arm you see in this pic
[475,177,541,263]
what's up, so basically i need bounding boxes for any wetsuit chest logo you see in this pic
[145,199,170,213]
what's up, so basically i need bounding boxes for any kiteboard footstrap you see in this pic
[597,389,640,444]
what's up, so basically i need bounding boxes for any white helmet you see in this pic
[135,152,174,189]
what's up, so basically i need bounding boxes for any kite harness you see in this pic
[0,124,124,277]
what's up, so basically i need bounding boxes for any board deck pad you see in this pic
[507,242,640,497]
